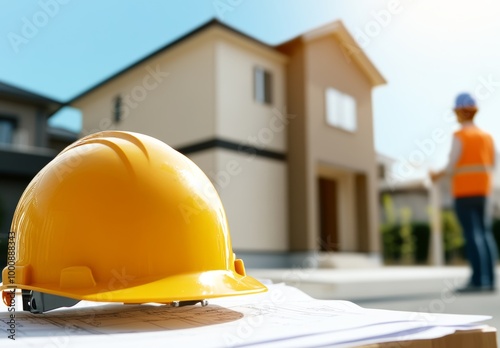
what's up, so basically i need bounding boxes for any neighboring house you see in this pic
[70,19,386,267]
[378,154,432,224]
[378,152,500,225]
[380,179,430,224]
[0,81,77,237]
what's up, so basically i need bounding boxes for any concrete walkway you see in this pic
[248,266,478,300]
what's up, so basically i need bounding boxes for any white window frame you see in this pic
[325,88,357,132]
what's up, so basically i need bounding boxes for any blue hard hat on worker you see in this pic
[454,92,477,110]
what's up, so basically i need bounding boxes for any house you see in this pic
[377,153,431,224]
[69,19,386,268]
[0,81,77,238]
[378,152,500,224]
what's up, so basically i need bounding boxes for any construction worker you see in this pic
[430,92,497,292]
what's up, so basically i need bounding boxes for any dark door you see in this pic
[318,177,339,251]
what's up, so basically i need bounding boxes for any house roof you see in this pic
[68,18,385,105]
[283,21,386,87]
[380,177,429,193]
[376,152,397,164]
[0,81,63,114]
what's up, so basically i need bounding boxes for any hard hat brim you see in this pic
[0,270,267,304]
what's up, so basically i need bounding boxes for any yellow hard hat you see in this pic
[1,131,266,312]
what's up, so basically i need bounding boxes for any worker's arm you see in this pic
[430,135,462,182]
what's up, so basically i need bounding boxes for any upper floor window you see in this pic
[325,88,357,132]
[254,66,272,105]
[113,95,123,123]
[0,116,17,144]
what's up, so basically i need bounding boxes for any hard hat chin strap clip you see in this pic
[168,299,208,307]
[22,290,80,314]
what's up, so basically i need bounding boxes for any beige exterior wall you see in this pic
[213,149,287,251]
[214,33,287,152]
[211,30,288,252]
[73,29,219,148]
[187,150,216,175]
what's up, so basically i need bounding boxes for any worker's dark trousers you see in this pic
[454,196,498,288]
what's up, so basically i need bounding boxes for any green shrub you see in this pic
[399,207,414,264]
[380,214,468,265]
[412,223,430,264]
[381,223,403,263]
[381,222,430,264]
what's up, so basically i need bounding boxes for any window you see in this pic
[325,88,357,132]
[113,95,123,123]
[0,117,17,144]
[254,67,272,105]
[378,164,386,179]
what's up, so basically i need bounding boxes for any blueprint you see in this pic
[0,282,491,347]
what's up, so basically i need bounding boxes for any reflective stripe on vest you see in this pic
[452,127,494,197]
[453,164,493,174]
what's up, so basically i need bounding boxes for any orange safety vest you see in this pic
[452,126,495,197]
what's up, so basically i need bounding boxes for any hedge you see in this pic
[381,218,500,265]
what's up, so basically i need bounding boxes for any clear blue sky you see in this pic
[2,0,500,179]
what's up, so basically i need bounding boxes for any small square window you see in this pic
[254,67,272,105]
[325,88,357,132]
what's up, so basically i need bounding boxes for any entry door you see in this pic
[318,177,339,251]
[355,173,369,252]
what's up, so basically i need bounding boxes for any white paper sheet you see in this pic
[0,283,492,347]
